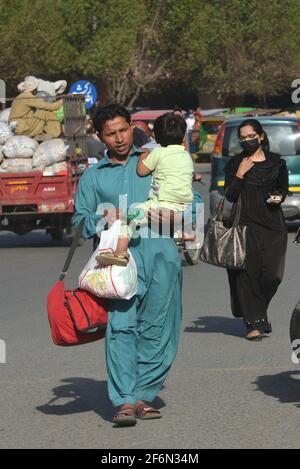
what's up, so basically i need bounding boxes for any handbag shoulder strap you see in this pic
[214,194,242,225]
[233,194,242,226]
[213,197,225,221]
[59,218,85,280]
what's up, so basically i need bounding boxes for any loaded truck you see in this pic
[0,95,87,241]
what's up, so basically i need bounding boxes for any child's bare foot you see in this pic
[193,173,202,182]
[182,232,196,241]
[96,251,130,266]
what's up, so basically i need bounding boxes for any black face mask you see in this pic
[240,138,260,155]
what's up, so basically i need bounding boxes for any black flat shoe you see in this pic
[246,333,263,342]
[262,322,272,334]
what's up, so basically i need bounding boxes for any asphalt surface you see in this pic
[1,164,300,449]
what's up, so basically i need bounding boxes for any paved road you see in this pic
[1,165,300,449]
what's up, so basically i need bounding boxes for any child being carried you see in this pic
[96,112,194,266]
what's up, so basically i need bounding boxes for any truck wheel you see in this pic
[50,228,64,241]
[184,248,200,265]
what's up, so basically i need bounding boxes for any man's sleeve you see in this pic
[141,148,161,171]
[73,169,104,239]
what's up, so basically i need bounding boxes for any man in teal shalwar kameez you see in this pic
[74,104,201,426]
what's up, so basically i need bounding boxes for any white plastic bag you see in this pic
[3,136,38,158]
[0,122,13,145]
[32,139,68,169]
[79,220,138,300]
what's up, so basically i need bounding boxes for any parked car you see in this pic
[210,116,300,221]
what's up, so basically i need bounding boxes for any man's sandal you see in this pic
[135,403,162,420]
[96,252,130,267]
[113,406,137,427]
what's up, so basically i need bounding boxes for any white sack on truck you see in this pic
[3,135,38,158]
[0,122,13,145]
[0,158,33,172]
[0,108,11,124]
[24,76,67,98]
[42,161,68,175]
[32,138,68,169]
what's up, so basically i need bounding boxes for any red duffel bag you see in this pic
[47,219,108,346]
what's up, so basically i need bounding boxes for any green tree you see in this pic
[0,0,75,95]
[59,0,201,105]
[1,0,299,106]
[178,0,300,104]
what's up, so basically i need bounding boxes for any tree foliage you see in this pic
[0,0,299,105]
[178,0,300,102]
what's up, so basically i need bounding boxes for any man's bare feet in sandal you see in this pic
[113,403,137,427]
[135,400,162,420]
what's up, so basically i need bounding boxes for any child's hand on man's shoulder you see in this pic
[139,149,150,160]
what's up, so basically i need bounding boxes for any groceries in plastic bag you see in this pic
[79,220,138,300]
[43,161,67,176]
[32,138,68,169]
[2,136,38,158]
[0,122,13,145]
[0,158,33,173]
[0,108,11,124]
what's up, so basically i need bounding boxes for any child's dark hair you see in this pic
[93,103,131,133]
[153,112,187,147]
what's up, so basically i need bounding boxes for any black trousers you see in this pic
[227,223,287,331]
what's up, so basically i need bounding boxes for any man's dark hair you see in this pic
[153,112,187,147]
[93,104,131,133]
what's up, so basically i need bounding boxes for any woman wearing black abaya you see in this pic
[224,119,289,341]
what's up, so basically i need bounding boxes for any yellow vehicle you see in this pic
[197,116,225,162]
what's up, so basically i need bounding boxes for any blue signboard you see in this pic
[70,80,97,110]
